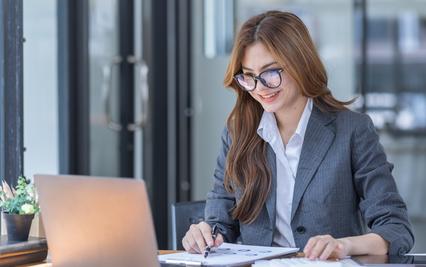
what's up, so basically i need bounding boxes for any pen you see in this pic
[204,224,219,258]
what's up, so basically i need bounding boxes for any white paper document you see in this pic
[158,243,299,266]
[253,257,360,267]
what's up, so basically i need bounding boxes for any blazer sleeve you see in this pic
[204,127,240,242]
[351,114,414,255]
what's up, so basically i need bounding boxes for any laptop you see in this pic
[35,174,160,267]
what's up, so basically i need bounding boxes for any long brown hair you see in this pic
[223,11,353,224]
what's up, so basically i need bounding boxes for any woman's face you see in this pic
[240,42,302,113]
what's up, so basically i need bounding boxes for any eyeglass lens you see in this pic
[235,69,282,91]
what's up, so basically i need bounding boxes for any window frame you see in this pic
[0,0,24,187]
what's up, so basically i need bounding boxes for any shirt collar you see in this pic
[257,112,277,143]
[294,98,313,141]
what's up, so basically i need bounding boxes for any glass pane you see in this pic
[363,1,426,131]
[191,0,236,200]
[23,0,59,180]
[204,0,234,58]
[89,0,120,177]
[366,0,426,253]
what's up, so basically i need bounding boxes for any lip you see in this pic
[258,90,281,103]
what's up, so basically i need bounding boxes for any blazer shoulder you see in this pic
[334,108,374,131]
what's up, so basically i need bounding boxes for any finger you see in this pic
[309,238,328,259]
[185,227,201,253]
[183,237,197,253]
[189,225,207,253]
[214,233,224,247]
[319,240,338,260]
[182,235,198,254]
[330,242,346,259]
[198,222,214,247]
[188,232,203,253]
[303,236,319,256]
[182,236,190,251]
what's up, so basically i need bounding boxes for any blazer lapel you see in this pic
[265,143,277,229]
[291,105,336,220]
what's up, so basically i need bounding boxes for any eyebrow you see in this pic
[241,62,278,72]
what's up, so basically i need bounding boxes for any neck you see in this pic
[275,96,308,135]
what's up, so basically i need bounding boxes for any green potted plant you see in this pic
[0,176,40,241]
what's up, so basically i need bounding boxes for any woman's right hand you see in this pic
[182,221,224,253]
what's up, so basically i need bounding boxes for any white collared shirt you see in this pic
[257,98,313,247]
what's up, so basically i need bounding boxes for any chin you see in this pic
[261,104,281,113]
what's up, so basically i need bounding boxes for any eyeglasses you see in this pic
[234,68,284,91]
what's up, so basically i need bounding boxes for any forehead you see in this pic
[241,42,276,70]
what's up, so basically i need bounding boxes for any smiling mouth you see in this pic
[259,91,279,99]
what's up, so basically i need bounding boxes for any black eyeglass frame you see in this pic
[233,68,284,91]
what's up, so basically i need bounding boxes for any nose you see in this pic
[253,77,271,91]
[253,77,270,92]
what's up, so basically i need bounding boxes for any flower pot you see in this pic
[3,213,35,241]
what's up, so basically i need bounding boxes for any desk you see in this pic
[158,251,426,267]
[354,254,426,266]
[14,251,426,266]
[159,251,426,267]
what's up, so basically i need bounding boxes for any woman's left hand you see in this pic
[303,235,351,260]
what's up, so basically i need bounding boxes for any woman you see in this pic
[183,11,414,260]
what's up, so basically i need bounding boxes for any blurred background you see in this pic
[1,0,425,250]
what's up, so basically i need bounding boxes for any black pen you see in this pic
[204,224,219,258]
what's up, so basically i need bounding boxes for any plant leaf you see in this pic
[1,179,15,198]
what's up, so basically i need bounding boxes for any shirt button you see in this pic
[296,226,306,234]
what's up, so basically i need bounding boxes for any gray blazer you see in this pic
[205,104,414,255]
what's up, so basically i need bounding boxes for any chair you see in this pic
[170,200,206,250]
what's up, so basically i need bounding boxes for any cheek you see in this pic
[279,83,300,100]
[284,80,300,95]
